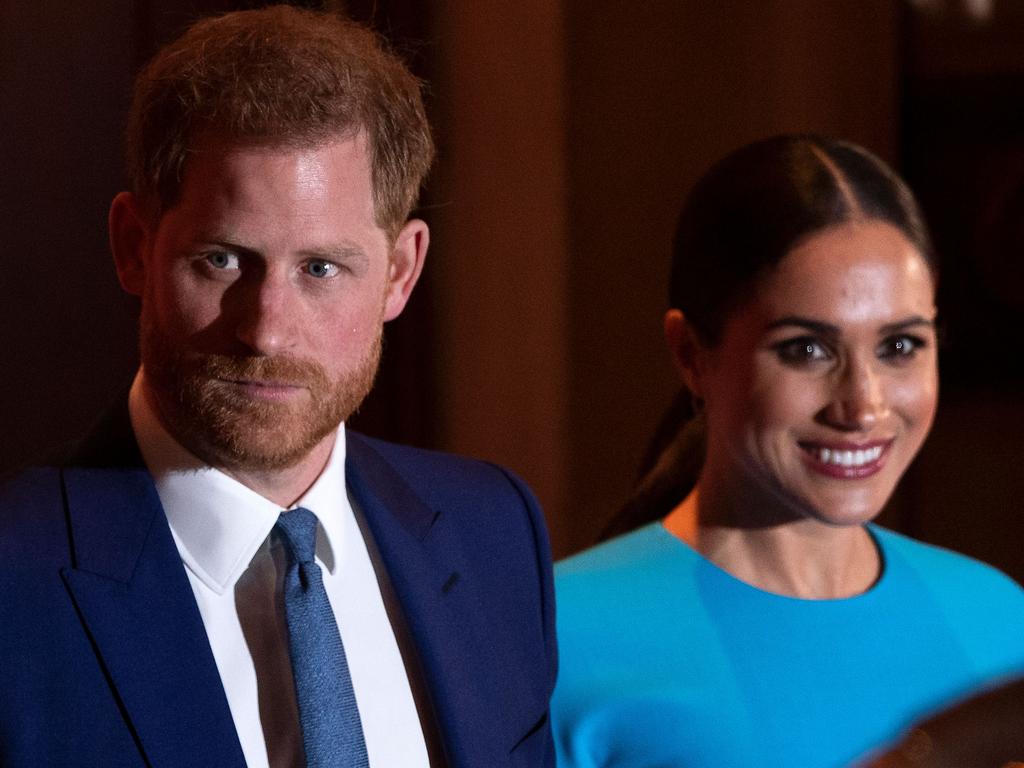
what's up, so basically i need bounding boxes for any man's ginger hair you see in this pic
[127,4,434,238]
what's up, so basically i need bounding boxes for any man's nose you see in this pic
[232,271,295,356]
[821,356,890,431]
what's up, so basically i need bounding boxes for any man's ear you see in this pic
[383,218,429,321]
[109,191,152,297]
[664,309,706,398]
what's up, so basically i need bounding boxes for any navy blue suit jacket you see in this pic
[0,404,557,767]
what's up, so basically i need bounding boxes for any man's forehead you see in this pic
[163,129,376,215]
[151,132,387,254]
[187,126,369,164]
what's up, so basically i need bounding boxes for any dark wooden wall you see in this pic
[1,2,137,469]
[3,1,1023,578]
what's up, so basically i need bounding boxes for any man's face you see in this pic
[118,133,425,471]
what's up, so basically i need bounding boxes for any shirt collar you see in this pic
[127,370,350,595]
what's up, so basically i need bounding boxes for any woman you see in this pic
[552,136,1024,768]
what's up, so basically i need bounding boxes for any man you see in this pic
[0,7,556,767]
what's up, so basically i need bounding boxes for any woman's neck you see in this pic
[663,488,881,600]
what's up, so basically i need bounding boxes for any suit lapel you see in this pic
[59,406,246,768]
[345,435,532,768]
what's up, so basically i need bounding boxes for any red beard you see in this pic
[139,311,381,471]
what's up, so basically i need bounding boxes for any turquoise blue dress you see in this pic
[552,524,1024,768]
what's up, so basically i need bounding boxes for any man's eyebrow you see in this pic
[299,244,370,264]
[195,238,370,265]
[202,238,260,257]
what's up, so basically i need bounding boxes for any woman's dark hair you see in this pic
[601,135,937,541]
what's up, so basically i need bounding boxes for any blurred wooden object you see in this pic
[861,677,1024,768]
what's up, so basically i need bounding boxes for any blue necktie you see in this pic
[275,507,369,768]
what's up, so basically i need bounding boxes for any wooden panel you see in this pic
[0,1,137,470]
[428,0,572,544]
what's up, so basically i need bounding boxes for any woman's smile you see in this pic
[797,439,892,479]
[692,219,938,527]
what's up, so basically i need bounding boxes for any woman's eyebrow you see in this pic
[764,316,840,336]
[764,315,937,336]
[879,316,936,335]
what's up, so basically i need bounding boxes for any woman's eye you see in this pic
[773,337,832,365]
[305,260,339,279]
[878,335,926,363]
[206,251,240,270]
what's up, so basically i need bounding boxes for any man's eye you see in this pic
[878,334,926,363]
[305,260,339,278]
[206,251,240,270]
[773,337,832,365]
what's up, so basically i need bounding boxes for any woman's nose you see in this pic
[820,357,890,431]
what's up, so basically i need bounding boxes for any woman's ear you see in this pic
[664,309,706,398]
[109,191,151,297]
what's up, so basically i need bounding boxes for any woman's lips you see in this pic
[798,439,893,479]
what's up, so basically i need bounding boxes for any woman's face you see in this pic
[689,219,938,527]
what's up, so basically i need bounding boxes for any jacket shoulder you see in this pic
[0,467,72,567]
[347,431,539,510]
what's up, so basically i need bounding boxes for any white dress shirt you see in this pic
[128,373,429,768]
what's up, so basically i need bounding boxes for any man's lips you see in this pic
[218,378,306,400]
[798,439,893,479]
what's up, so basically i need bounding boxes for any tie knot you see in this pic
[275,506,319,564]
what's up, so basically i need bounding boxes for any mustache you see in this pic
[188,352,329,388]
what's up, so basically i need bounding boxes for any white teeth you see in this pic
[812,445,883,467]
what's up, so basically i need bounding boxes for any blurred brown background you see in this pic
[3,0,1024,571]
